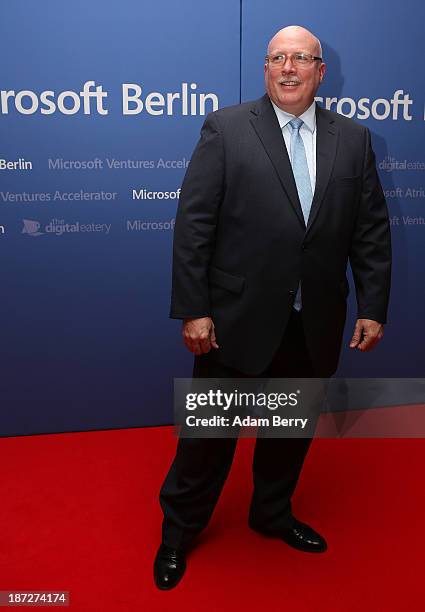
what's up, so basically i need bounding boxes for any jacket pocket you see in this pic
[329,175,361,184]
[209,265,245,294]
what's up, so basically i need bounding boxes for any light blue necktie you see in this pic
[287,118,313,310]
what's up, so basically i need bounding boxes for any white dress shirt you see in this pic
[271,100,317,194]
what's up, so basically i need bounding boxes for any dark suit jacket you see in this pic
[170,94,391,376]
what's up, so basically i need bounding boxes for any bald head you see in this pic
[267,25,322,59]
[264,24,326,116]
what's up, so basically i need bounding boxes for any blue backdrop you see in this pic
[1,0,423,436]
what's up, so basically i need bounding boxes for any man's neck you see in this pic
[271,101,315,117]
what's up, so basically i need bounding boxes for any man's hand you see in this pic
[349,318,384,352]
[182,317,219,355]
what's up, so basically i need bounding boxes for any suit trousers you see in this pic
[159,309,316,550]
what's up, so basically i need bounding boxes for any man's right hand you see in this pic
[182,317,219,355]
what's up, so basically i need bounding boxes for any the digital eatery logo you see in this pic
[22,218,111,236]
[22,219,43,236]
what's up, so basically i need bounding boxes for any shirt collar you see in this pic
[270,99,316,133]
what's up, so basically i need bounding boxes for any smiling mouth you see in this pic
[281,82,301,87]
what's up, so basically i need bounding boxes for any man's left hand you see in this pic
[349,319,384,352]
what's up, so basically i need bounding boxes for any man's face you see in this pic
[264,29,326,116]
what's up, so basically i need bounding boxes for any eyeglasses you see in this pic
[265,52,322,67]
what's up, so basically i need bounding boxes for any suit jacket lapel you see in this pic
[249,96,339,233]
[306,105,338,235]
[249,94,305,228]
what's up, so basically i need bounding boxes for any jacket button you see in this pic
[301,244,307,251]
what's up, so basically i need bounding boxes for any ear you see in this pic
[319,62,326,83]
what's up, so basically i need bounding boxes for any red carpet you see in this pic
[0,427,424,611]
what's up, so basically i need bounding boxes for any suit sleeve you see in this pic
[169,112,225,319]
[349,127,392,323]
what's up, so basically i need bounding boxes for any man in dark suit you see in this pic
[154,25,391,589]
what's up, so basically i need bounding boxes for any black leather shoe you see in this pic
[153,543,186,590]
[250,519,327,553]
